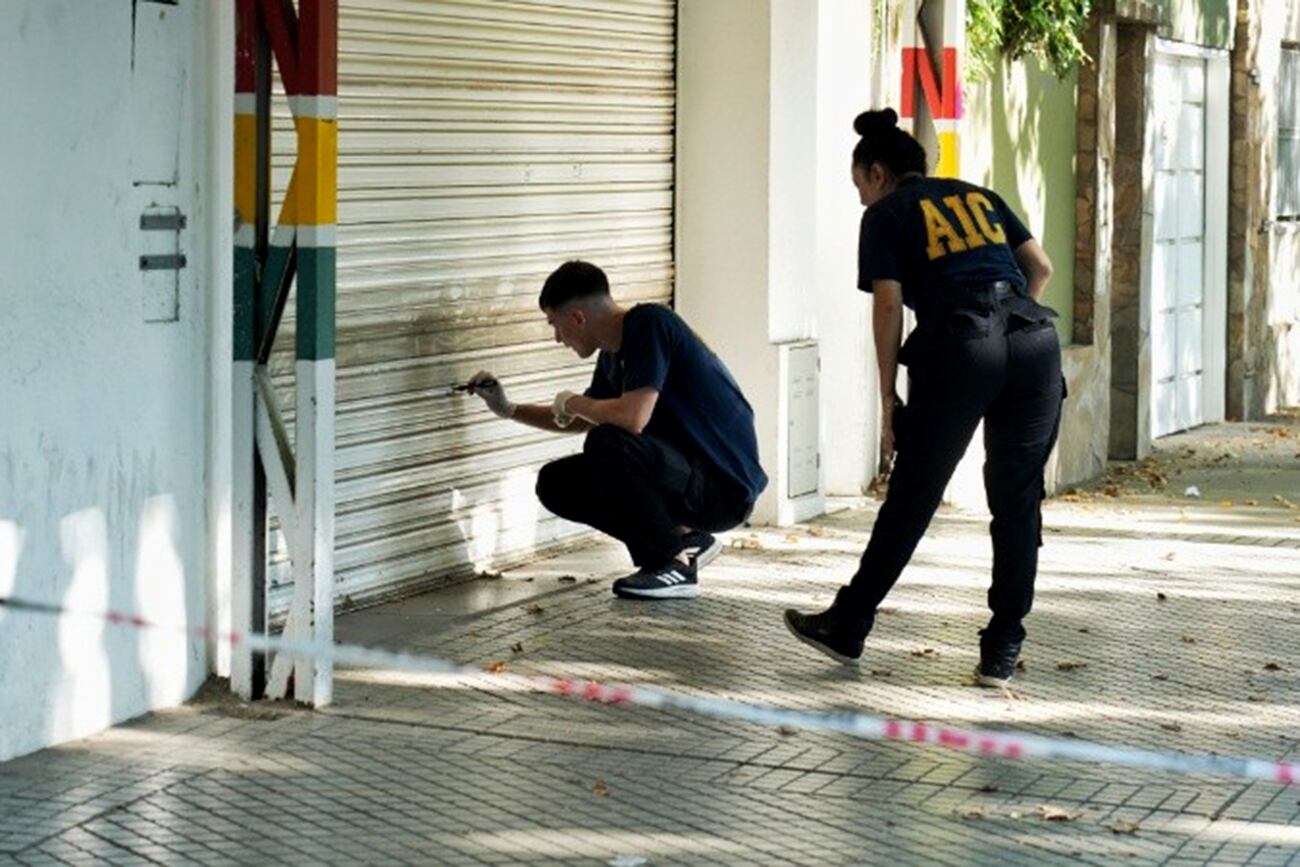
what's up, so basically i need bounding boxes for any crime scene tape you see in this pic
[1,593,1295,786]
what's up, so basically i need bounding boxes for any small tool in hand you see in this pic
[447,377,496,394]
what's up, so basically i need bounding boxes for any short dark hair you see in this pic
[539,260,610,310]
[851,108,928,177]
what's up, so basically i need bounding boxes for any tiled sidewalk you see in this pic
[1,422,1298,866]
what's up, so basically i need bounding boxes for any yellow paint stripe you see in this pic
[936,130,960,179]
[291,117,338,227]
[234,113,258,227]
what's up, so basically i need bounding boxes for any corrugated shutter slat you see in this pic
[267,0,675,617]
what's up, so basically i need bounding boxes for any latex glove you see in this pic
[552,390,578,428]
[878,398,897,478]
[468,371,514,419]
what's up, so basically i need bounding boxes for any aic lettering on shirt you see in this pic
[919,192,1008,261]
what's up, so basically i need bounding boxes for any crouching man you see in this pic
[468,260,767,599]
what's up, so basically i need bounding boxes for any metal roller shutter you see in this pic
[267,0,676,616]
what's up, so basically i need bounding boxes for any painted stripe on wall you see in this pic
[234,113,258,232]
[286,117,338,226]
[296,247,336,360]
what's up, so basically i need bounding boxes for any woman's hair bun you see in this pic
[853,108,899,137]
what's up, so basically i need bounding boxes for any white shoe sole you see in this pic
[691,537,724,570]
[974,666,1012,688]
[613,583,700,600]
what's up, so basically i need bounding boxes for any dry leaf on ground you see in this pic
[777,725,798,737]
[1156,592,1168,601]
[1056,660,1087,672]
[485,661,507,674]
[557,575,577,584]
[525,603,545,615]
[1159,722,1183,733]
[1152,673,1170,681]
[1181,635,1197,644]
[783,534,801,544]
[978,784,1000,793]
[1036,805,1083,822]
[591,780,610,797]
[957,806,988,820]
[911,647,939,658]
[1264,662,1284,671]
[1110,819,1141,834]
[509,642,524,655]
[807,526,828,537]
[870,668,893,677]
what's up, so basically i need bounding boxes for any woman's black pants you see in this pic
[838,298,1065,644]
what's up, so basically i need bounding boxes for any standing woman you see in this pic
[785,108,1064,686]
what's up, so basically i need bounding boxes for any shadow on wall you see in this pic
[0,449,201,763]
[970,56,1080,342]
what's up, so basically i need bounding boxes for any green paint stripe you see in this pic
[234,247,258,361]
[259,242,295,347]
[296,247,336,361]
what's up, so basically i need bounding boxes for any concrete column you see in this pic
[677,0,876,522]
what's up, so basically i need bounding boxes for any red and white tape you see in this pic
[2,594,1294,786]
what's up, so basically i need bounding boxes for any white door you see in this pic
[1150,52,1208,438]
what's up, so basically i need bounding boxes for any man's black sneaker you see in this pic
[612,559,699,599]
[783,607,866,664]
[680,530,723,569]
[975,634,1023,687]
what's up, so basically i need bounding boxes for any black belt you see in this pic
[958,280,1015,298]
[921,281,1020,321]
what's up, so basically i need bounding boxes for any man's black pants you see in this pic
[536,425,753,570]
[840,299,1065,643]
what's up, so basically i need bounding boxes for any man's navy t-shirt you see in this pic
[584,304,768,503]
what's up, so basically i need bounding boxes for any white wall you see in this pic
[678,0,878,521]
[677,0,781,522]
[0,1,230,761]
[814,0,878,495]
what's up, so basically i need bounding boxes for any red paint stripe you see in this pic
[261,0,301,96]
[298,0,338,97]
[901,46,960,121]
[1278,764,1296,785]
[911,723,928,742]
[582,682,603,701]
[900,48,917,119]
[1003,742,1024,759]
[977,738,997,755]
[915,47,944,121]
[884,719,903,739]
[235,0,258,94]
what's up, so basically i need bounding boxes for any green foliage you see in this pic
[966,0,1093,81]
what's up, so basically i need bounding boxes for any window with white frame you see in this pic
[1280,46,1300,219]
